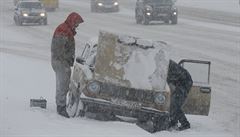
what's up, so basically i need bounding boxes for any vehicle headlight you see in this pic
[145,5,152,11]
[40,13,45,17]
[173,11,177,15]
[146,12,151,16]
[87,81,101,94]
[154,93,166,105]
[23,13,28,17]
[98,3,103,6]
[114,2,118,6]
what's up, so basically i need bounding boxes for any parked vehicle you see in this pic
[67,31,211,132]
[14,0,58,11]
[135,0,178,25]
[14,0,47,25]
[39,0,59,11]
[90,0,119,12]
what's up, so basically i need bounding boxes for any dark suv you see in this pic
[135,0,178,25]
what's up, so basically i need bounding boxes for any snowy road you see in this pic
[0,0,240,136]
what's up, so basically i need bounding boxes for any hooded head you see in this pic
[65,12,84,35]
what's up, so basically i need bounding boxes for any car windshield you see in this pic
[19,2,42,9]
[144,0,173,4]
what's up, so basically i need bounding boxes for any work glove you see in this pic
[168,83,176,92]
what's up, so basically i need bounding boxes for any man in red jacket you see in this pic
[51,12,84,118]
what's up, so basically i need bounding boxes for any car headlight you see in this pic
[173,11,177,15]
[114,2,118,6]
[98,3,103,6]
[146,12,151,16]
[40,13,45,17]
[87,81,101,94]
[154,93,166,105]
[145,5,152,11]
[23,13,28,17]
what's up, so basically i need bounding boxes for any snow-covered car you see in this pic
[90,0,119,12]
[14,0,47,26]
[135,0,178,25]
[67,31,211,132]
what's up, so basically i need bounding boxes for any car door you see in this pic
[179,59,211,116]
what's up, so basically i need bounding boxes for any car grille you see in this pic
[28,13,40,16]
[153,6,171,13]
[98,81,155,103]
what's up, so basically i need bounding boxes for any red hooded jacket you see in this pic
[51,12,84,67]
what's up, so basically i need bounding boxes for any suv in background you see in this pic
[91,0,119,12]
[14,1,47,25]
[135,0,178,25]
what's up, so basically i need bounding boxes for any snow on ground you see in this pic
[0,0,239,137]
[0,53,234,137]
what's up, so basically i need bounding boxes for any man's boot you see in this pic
[168,120,178,131]
[57,105,70,118]
[178,120,190,131]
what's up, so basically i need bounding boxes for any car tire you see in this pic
[135,11,141,24]
[14,16,18,25]
[171,16,177,24]
[114,8,119,12]
[164,20,169,24]
[90,1,96,12]
[18,18,23,26]
[44,19,47,25]
[142,15,149,25]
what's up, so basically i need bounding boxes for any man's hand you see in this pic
[168,83,176,91]
[69,57,75,66]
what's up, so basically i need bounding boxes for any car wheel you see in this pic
[14,16,18,25]
[44,19,47,25]
[164,20,169,24]
[171,16,178,24]
[135,11,141,24]
[66,81,84,117]
[66,91,79,117]
[142,15,149,25]
[18,18,23,26]
[91,2,96,12]
[115,7,119,12]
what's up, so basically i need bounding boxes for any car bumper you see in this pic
[80,96,169,119]
[20,16,47,23]
[145,12,177,21]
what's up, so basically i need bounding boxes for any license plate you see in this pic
[104,5,113,8]
[158,13,167,16]
[111,98,141,109]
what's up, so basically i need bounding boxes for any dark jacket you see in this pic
[167,60,193,96]
[51,12,84,68]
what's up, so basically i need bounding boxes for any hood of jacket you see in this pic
[65,12,84,30]
[53,12,84,38]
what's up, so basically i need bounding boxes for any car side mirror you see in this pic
[76,57,85,64]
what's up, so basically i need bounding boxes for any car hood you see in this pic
[93,31,170,91]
